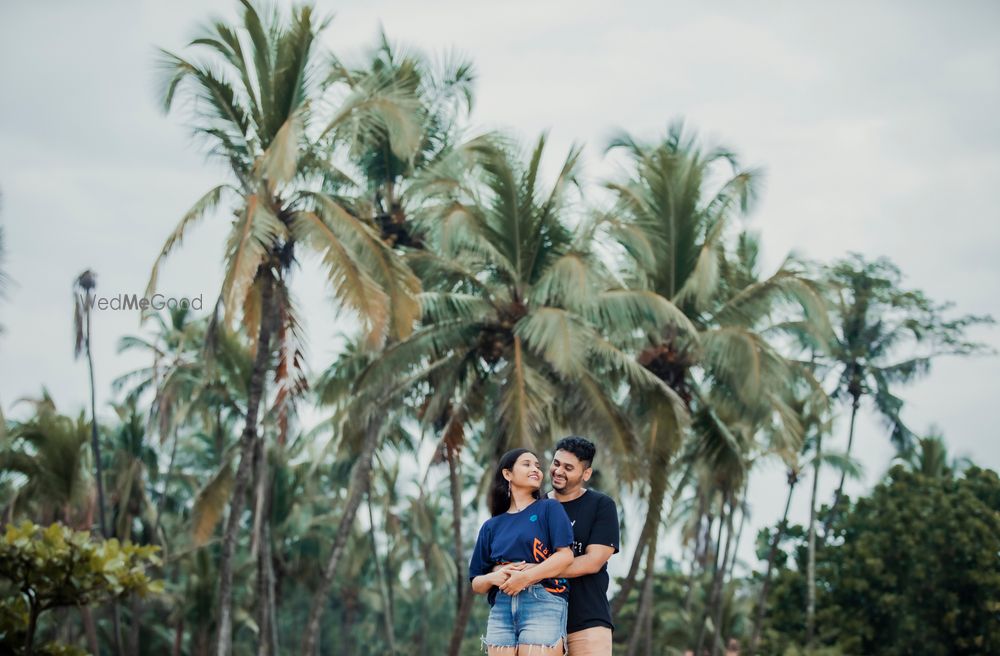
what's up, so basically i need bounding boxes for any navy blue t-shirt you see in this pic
[468,498,574,604]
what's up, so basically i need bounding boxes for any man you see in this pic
[548,435,620,655]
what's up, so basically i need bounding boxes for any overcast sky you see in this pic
[2,0,999,569]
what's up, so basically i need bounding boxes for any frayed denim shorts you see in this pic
[484,584,568,651]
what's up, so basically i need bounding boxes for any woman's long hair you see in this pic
[488,448,541,516]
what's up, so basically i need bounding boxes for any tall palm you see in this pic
[71,268,126,654]
[603,124,827,637]
[151,3,422,652]
[72,269,109,538]
[821,254,992,531]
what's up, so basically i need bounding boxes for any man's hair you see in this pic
[554,436,596,468]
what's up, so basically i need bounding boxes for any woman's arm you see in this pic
[498,547,573,596]
[471,569,509,595]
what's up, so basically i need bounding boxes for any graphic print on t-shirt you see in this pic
[532,538,567,594]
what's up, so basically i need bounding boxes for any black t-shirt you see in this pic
[558,489,620,633]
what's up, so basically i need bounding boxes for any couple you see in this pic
[469,437,620,655]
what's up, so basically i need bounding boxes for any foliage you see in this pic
[0,521,162,654]
[762,466,1000,655]
[0,394,93,527]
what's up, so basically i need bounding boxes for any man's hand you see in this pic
[491,561,528,574]
[498,568,535,596]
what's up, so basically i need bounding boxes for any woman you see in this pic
[469,448,575,655]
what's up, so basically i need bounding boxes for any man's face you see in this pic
[550,449,592,493]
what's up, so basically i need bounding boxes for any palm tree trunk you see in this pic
[612,512,649,619]
[301,413,384,655]
[694,496,726,655]
[710,497,736,655]
[449,588,475,656]
[255,438,279,656]
[807,433,823,646]
[612,462,673,619]
[447,448,473,656]
[625,536,657,656]
[84,311,124,656]
[683,498,711,618]
[84,310,109,538]
[368,490,397,654]
[824,394,859,535]
[153,425,181,548]
[724,480,749,583]
[642,580,654,656]
[627,463,669,656]
[215,274,276,656]
[748,470,798,656]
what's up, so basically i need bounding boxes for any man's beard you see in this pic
[552,477,574,493]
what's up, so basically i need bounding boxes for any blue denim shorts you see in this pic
[484,584,568,651]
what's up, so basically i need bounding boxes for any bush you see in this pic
[0,521,162,654]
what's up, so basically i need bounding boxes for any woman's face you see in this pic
[505,452,543,491]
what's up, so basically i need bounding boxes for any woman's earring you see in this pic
[506,481,511,497]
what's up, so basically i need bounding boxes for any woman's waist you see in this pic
[495,582,569,600]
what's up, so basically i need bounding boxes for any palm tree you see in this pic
[821,254,992,533]
[151,3,422,652]
[72,269,109,538]
[898,431,969,479]
[327,31,476,250]
[602,124,828,643]
[71,268,126,655]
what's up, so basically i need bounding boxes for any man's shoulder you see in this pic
[563,489,618,518]
[583,488,618,509]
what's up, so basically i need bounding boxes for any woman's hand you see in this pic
[488,569,511,587]
[498,568,534,596]
[472,568,510,594]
